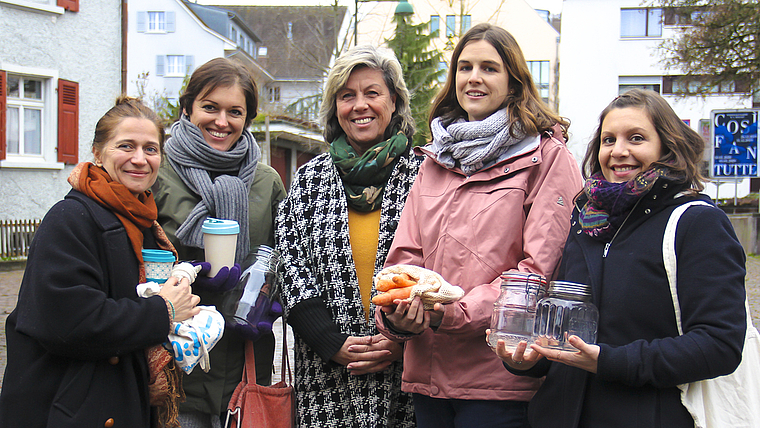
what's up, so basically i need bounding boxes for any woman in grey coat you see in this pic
[275,45,420,427]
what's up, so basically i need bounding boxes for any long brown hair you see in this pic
[429,23,567,137]
[582,89,706,191]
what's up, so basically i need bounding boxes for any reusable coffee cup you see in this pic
[142,249,176,284]
[202,218,240,277]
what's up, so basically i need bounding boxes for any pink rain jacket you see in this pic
[376,125,583,401]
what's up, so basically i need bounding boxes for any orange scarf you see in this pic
[68,162,183,427]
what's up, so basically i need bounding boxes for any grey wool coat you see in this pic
[275,146,421,428]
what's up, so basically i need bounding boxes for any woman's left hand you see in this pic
[345,334,404,375]
[530,335,600,373]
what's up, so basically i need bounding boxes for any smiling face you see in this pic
[188,84,247,152]
[455,40,511,122]
[599,107,663,183]
[335,67,396,155]
[93,117,161,196]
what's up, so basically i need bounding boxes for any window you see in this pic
[231,28,237,42]
[137,11,175,33]
[621,8,662,38]
[258,46,268,57]
[527,61,550,102]
[148,11,165,32]
[268,86,280,103]
[437,61,448,83]
[446,15,456,37]
[663,75,745,95]
[430,15,440,36]
[156,55,194,77]
[0,67,79,167]
[462,15,471,32]
[619,76,662,95]
[6,75,43,156]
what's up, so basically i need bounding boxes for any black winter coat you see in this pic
[0,190,171,428]
[510,180,747,428]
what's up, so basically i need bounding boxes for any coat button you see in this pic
[431,385,439,395]
[576,229,582,234]
[644,208,651,214]
[531,157,538,163]
[662,183,668,188]
[104,418,115,427]
[108,356,119,365]
[504,167,510,173]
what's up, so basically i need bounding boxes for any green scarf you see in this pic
[330,130,409,212]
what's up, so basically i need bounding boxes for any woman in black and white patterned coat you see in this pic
[275,46,420,427]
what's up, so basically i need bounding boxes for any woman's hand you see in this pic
[530,335,600,373]
[332,334,402,375]
[380,296,430,334]
[159,276,201,322]
[486,329,543,370]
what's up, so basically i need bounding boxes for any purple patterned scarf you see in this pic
[579,168,667,240]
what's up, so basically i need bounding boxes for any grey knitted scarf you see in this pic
[430,108,526,175]
[164,115,260,264]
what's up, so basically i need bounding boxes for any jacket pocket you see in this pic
[50,360,96,419]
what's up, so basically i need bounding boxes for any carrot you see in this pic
[376,278,397,292]
[392,273,417,288]
[371,286,414,306]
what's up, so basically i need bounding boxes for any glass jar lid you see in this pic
[547,281,592,301]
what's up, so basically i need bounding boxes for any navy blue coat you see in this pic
[510,179,747,428]
[0,190,171,428]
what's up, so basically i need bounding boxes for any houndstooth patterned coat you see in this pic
[276,148,421,428]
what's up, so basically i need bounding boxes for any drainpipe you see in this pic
[122,0,128,94]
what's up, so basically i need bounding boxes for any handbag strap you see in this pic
[662,200,715,335]
[242,321,293,385]
[280,320,293,385]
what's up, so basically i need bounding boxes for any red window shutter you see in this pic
[57,0,78,12]
[0,70,6,161]
[57,79,78,164]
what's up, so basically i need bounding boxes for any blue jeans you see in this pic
[412,393,529,428]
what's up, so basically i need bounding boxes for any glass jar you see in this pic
[532,281,599,351]
[487,272,547,351]
[221,245,282,342]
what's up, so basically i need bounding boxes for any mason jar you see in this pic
[487,272,547,351]
[532,281,599,351]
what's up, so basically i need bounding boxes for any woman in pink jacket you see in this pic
[375,23,582,428]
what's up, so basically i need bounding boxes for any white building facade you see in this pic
[558,0,754,199]
[127,0,238,106]
[0,0,122,220]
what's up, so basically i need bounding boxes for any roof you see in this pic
[225,5,347,80]
[183,1,261,43]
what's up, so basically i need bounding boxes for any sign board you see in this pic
[710,109,759,178]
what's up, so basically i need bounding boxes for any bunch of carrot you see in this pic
[371,273,418,306]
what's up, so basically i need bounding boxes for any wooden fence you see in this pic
[0,219,40,260]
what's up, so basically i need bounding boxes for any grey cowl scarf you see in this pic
[164,114,260,263]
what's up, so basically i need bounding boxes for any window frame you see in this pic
[527,60,550,103]
[430,15,440,37]
[147,11,166,33]
[620,8,663,38]
[446,15,456,37]
[0,64,69,169]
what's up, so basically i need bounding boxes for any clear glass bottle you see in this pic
[221,245,282,342]
[487,272,547,351]
[532,281,599,351]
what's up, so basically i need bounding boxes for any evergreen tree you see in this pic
[386,15,446,146]
[656,0,760,98]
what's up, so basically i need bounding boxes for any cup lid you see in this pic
[142,249,176,263]
[202,218,240,234]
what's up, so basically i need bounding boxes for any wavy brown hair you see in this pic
[582,89,706,191]
[429,23,567,137]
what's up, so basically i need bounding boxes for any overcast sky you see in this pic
[194,0,564,15]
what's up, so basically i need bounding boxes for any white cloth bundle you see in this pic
[375,264,464,310]
[137,262,225,374]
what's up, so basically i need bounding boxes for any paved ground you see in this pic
[3,258,760,389]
